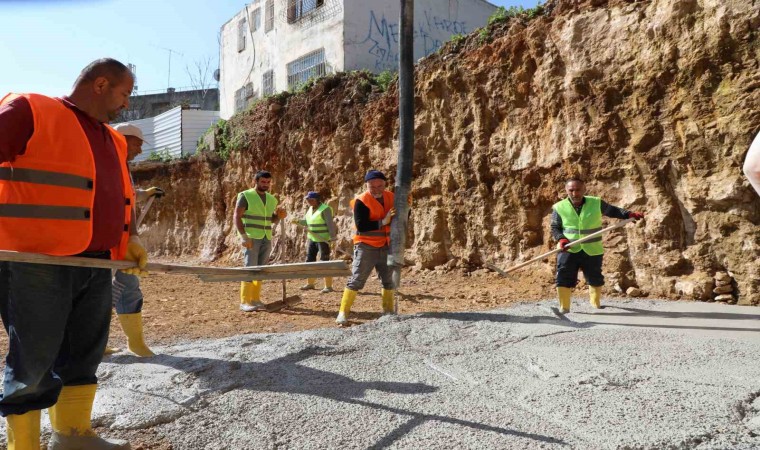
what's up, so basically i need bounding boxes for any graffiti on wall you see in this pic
[360,9,469,71]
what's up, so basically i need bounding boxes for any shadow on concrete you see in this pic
[108,345,565,447]
[577,306,760,322]
[413,311,587,329]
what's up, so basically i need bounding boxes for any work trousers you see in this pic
[306,240,330,262]
[556,250,604,288]
[245,238,272,267]
[346,243,394,291]
[0,252,112,416]
[112,270,143,314]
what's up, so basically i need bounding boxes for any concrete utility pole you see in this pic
[388,0,414,313]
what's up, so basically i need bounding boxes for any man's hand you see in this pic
[628,211,644,221]
[381,208,396,226]
[290,218,300,225]
[276,207,287,219]
[557,238,570,252]
[145,187,165,198]
[121,236,148,276]
[240,236,253,249]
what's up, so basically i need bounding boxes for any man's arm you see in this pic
[0,96,34,163]
[600,201,629,219]
[744,130,760,197]
[550,210,565,241]
[322,207,338,240]
[354,200,383,232]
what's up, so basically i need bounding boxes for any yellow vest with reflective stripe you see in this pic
[552,196,604,256]
[305,203,331,243]
[239,189,277,240]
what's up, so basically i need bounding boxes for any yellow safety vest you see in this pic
[305,203,332,243]
[239,189,277,240]
[552,196,604,256]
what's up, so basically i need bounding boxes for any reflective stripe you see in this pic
[244,223,272,230]
[357,230,388,237]
[564,227,603,235]
[0,204,89,220]
[242,214,272,221]
[307,225,329,230]
[582,237,602,243]
[0,167,93,190]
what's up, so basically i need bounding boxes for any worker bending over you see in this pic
[551,178,644,312]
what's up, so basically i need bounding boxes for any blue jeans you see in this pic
[112,270,143,314]
[0,254,112,416]
[244,238,272,267]
[555,250,604,288]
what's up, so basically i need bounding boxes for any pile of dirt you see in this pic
[132,0,760,304]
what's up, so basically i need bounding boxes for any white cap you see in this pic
[114,123,145,142]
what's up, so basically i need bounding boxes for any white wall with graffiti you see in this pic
[219,0,496,119]
[219,0,346,119]
[343,0,496,73]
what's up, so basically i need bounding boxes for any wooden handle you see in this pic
[497,218,636,276]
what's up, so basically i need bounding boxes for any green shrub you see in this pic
[147,148,173,163]
[450,33,466,45]
[372,70,396,92]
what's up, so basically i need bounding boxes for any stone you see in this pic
[626,287,643,297]
[714,272,731,282]
[713,284,734,295]
[714,294,734,302]
[714,278,732,287]
[269,103,282,112]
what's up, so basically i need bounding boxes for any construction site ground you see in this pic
[1,259,759,449]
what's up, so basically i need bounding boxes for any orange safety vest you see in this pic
[0,93,134,259]
[352,190,394,248]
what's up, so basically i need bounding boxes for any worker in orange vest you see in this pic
[0,58,144,450]
[336,170,397,325]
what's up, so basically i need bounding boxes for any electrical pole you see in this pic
[388,0,414,314]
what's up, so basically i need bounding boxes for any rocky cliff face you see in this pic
[132,0,760,305]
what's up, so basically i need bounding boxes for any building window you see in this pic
[245,82,256,100]
[237,19,247,52]
[262,70,274,97]
[287,48,326,89]
[287,0,325,23]
[265,0,274,32]
[251,7,261,32]
[234,87,246,112]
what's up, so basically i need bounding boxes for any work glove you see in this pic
[628,211,644,221]
[557,238,570,252]
[381,207,397,226]
[121,235,148,276]
[276,208,287,219]
[145,187,165,198]
[240,235,253,249]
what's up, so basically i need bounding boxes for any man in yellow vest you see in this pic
[292,191,337,293]
[551,178,644,312]
[233,170,286,312]
[337,170,397,325]
[0,59,143,450]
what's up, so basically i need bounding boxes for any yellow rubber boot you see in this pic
[336,289,357,325]
[251,281,262,300]
[6,410,40,450]
[321,277,334,293]
[557,287,572,313]
[301,278,316,290]
[117,313,155,357]
[240,281,265,312]
[381,289,395,314]
[589,285,602,309]
[48,385,130,449]
[240,281,254,306]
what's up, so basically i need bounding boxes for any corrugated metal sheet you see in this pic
[112,107,220,162]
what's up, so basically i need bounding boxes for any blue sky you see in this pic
[0,0,541,97]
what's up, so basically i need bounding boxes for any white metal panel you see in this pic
[181,110,221,156]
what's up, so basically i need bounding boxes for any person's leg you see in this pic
[113,271,153,356]
[302,241,318,289]
[338,244,377,324]
[373,246,396,313]
[580,253,605,308]
[555,251,580,312]
[48,262,129,448]
[240,247,257,311]
[318,242,333,292]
